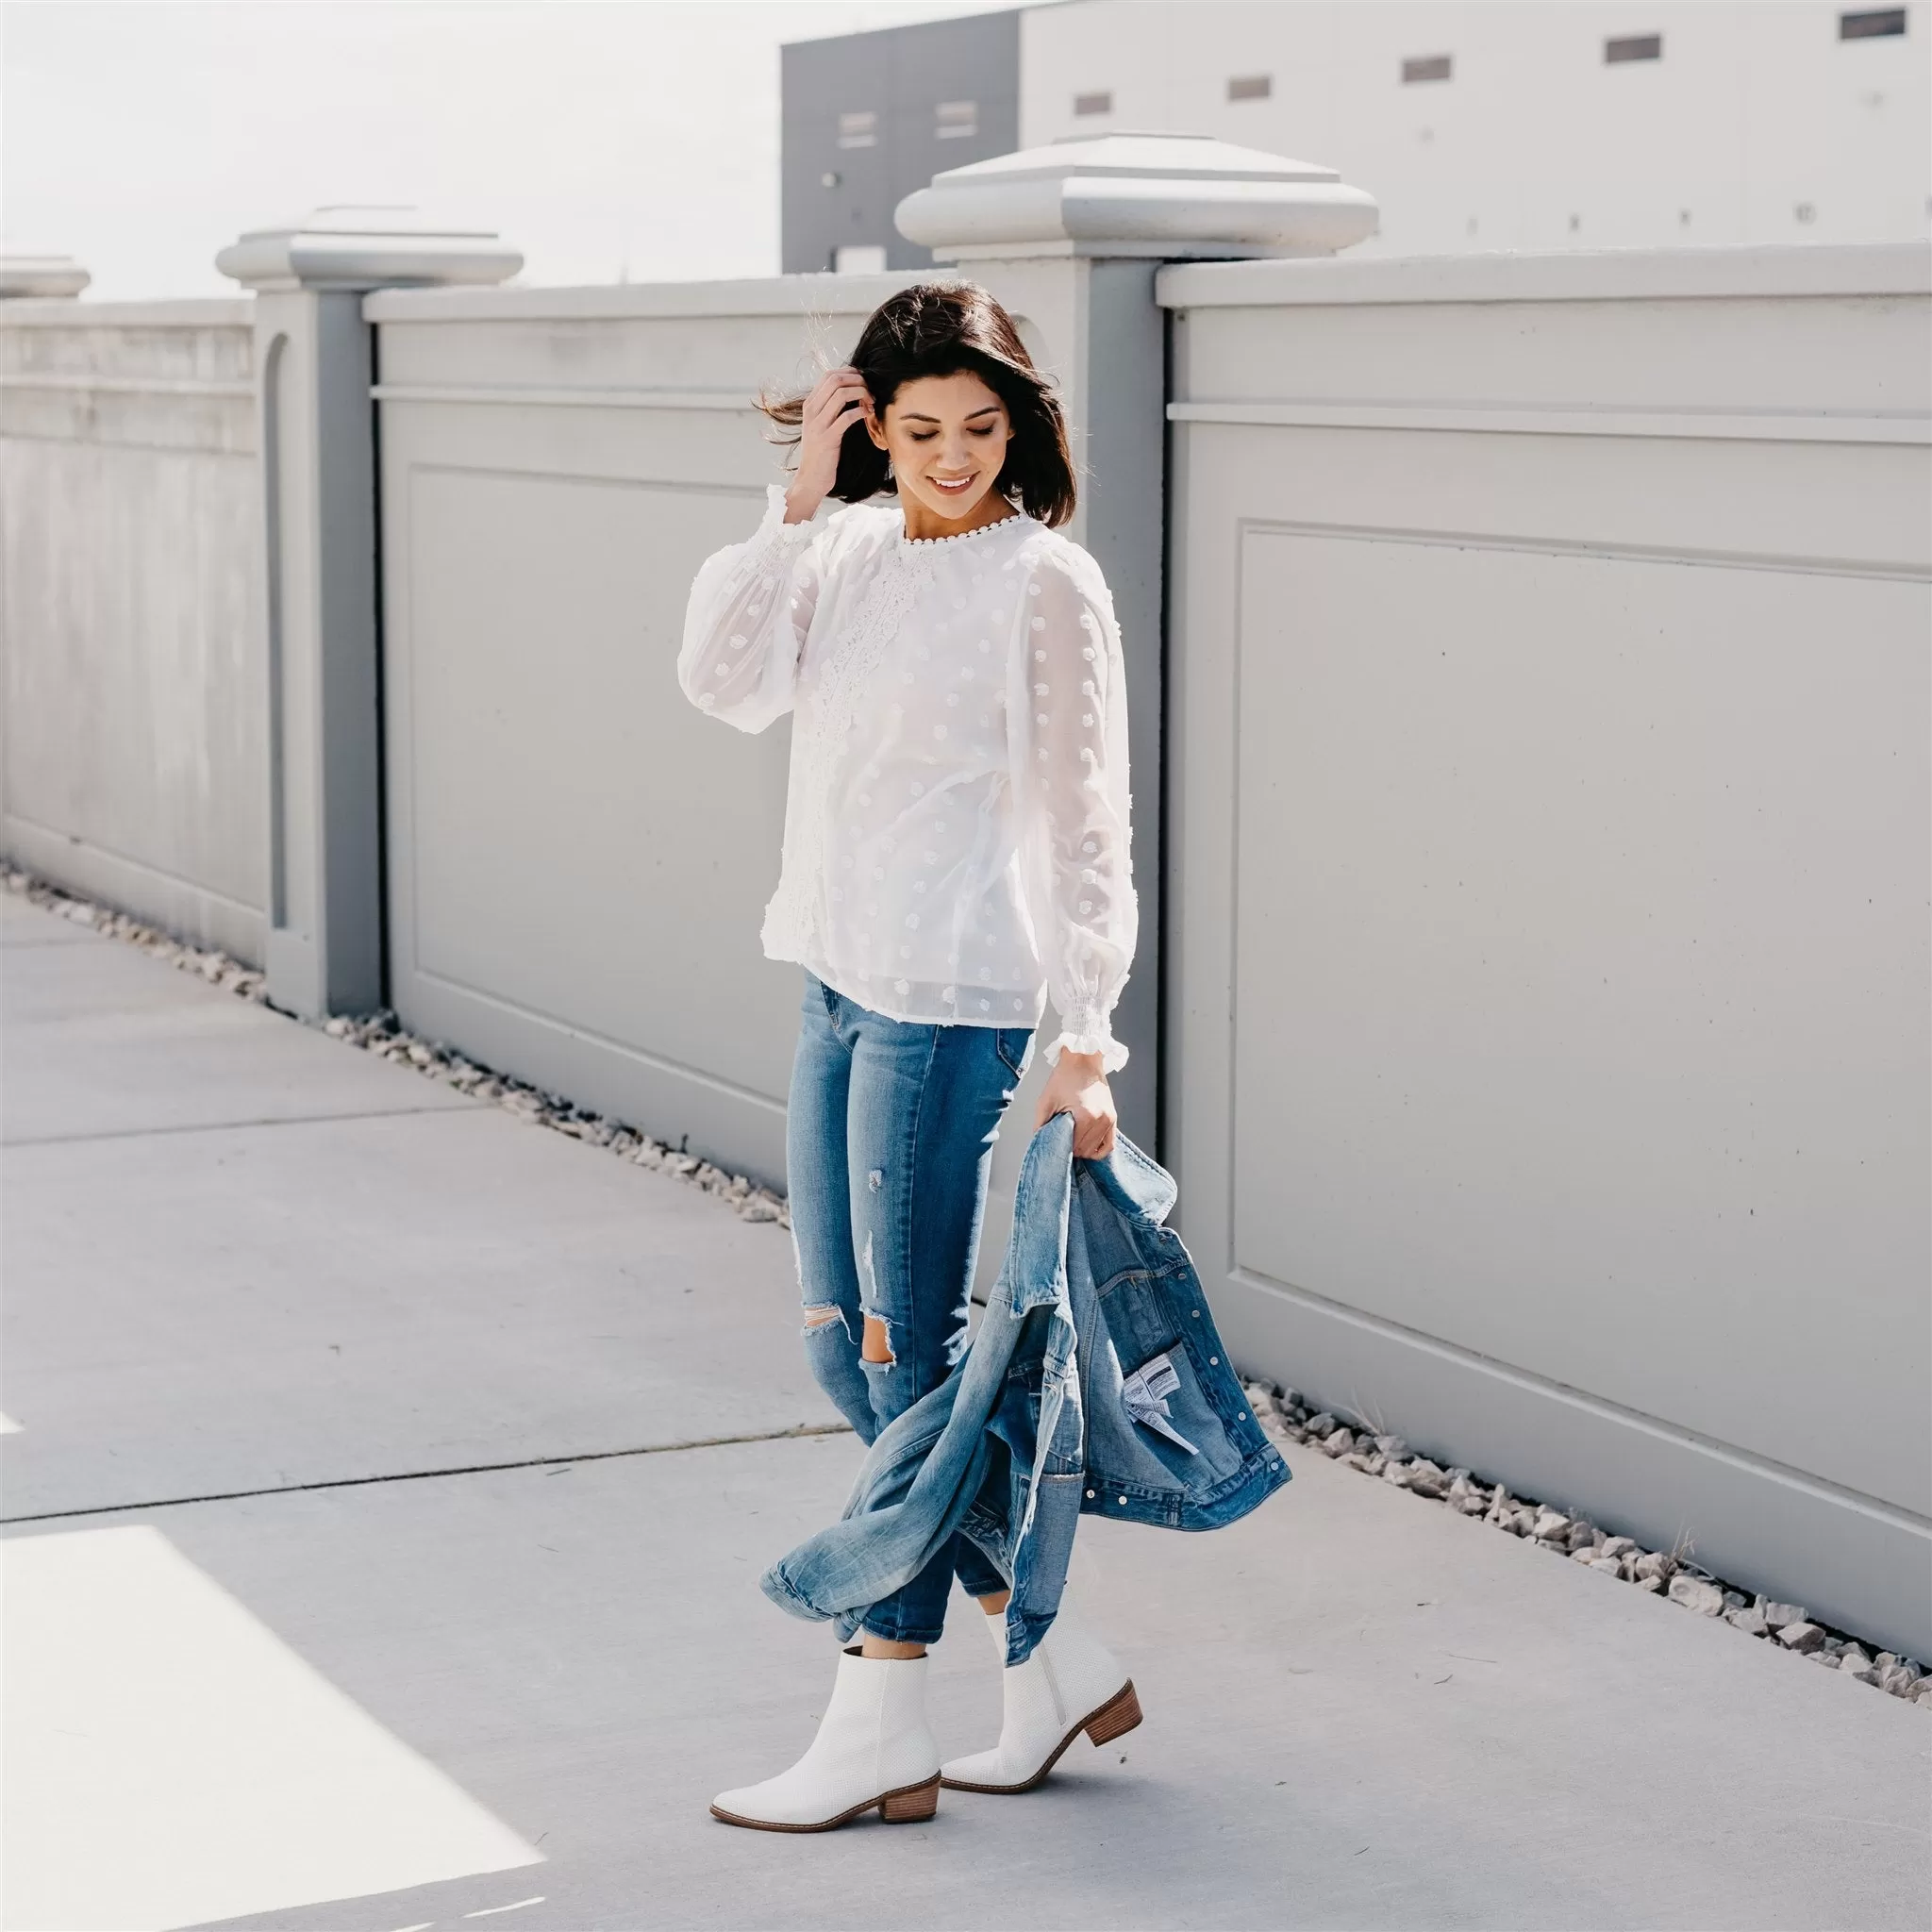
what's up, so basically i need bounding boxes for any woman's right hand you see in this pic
[784,366,872,524]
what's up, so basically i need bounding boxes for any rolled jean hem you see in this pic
[859,1616,946,1647]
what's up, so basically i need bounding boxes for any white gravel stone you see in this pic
[1668,1575,1725,1617]
[1777,1622,1826,1654]
[1407,1460,1448,1499]
[1759,1601,1806,1631]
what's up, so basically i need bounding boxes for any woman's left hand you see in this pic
[1036,1048,1118,1159]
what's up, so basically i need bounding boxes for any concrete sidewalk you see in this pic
[4,890,1927,1932]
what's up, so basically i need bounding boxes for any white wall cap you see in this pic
[365,268,928,324]
[895,131,1377,261]
[216,205,523,292]
[0,256,91,299]
[1158,240,1932,310]
[0,298,251,329]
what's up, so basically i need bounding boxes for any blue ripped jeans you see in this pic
[787,968,1033,1645]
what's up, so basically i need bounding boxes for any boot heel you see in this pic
[879,1776,941,1823]
[1084,1680,1142,1747]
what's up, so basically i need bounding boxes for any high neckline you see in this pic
[896,508,1031,549]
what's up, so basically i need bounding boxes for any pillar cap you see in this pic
[895,131,1378,262]
[0,256,91,299]
[216,205,523,292]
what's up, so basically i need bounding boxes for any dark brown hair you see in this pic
[759,281,1076,527]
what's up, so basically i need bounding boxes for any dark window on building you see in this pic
[1227,75,1272,101]
[1402,54,1453,83]
[1074,90,1113,116]
[1605,34,1663,63]
[1840,9,1907,37]
[935,99,978,138]
[837,109,878,149]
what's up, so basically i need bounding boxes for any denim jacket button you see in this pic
[1209,1356,1219,1365]
[1086,1489,1094,1498]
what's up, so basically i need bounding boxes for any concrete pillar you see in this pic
[217,208,520,1018]
[895,135,1375,1153]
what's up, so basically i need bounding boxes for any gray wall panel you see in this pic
[1161,247,1932,1657]
[0,303,264,958]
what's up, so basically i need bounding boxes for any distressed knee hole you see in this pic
[861,1313,895,1366]
[802,1304,848,1341]
[867,1168,884,1193]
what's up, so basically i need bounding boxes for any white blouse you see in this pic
[678,486,1137,1073]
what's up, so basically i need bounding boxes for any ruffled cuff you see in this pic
[760,481,817,536]
[1041,1021,1129,1076]
[723,484,818,586]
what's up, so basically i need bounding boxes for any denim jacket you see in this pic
[762,1112,1292,1663]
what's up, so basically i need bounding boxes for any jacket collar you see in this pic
[1077,1126,1177,1227]
[1001,1113,1179,1315]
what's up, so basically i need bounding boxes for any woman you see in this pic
[678,282,1138,1832]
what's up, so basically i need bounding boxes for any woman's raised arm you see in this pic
[677,488,824,734]
[676,367,871,734]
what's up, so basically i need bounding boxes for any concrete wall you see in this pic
[1158,242,1932,1657]
[0,300,264,960]
[1021,1,1932,256]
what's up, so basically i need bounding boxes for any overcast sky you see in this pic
[1,0,1023,297]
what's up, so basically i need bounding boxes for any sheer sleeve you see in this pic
[677,484,824,734]
[1007,542,1138,1074]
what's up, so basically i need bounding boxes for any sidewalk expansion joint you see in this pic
[1,1423,854,1524]
[4,1103,475,1149]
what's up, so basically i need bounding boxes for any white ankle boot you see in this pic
[710,1646,941,1832]
[940,1606,1141,1793]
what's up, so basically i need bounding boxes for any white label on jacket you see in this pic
[1121,1353,1199,1456]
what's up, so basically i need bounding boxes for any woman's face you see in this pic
[868,370,1013,525]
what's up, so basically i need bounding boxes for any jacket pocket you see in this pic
[1119,1343,1245,1490]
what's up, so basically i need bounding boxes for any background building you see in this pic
[785,1,1929,265]
[781,8,1023,273]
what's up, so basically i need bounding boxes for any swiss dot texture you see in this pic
[678,487,1137,1073]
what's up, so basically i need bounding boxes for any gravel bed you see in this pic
[1241,1375,1930,1711]
[14,868,1922,1700]
[4,869,791,1230]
